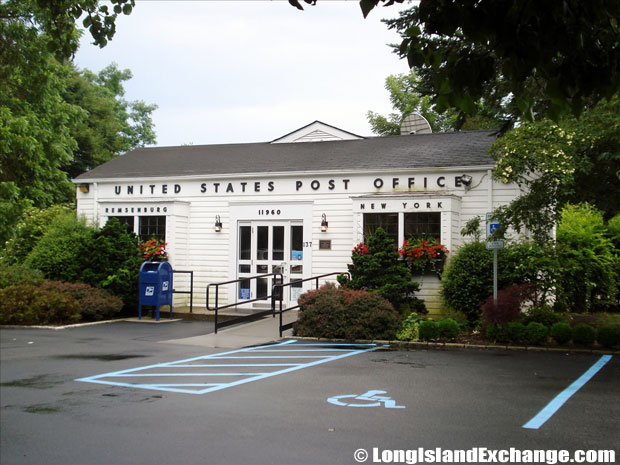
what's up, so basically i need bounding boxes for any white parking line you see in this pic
[76,340,384,395]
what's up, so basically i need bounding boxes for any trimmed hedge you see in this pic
[505,321,527,344]
[573,323,596,346]
[525,322,548,345]
[437,318,460,341]
[550,322,573,345]
[0,285,80,325]
[294,283,401,341]
[597,325,620,348]
[41,281,123,321]
[418,320,439,341]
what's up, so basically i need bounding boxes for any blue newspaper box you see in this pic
[139,261,173,321]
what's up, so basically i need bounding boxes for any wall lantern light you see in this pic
[215,215,222,232]
[461,174,473,189]
[321,213,329,232]
[79,183,90,193]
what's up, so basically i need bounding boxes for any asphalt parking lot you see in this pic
[1,321,619,465]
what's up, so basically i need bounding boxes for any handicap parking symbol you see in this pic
[327,390,405,409]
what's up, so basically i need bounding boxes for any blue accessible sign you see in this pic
[486,212,504,250]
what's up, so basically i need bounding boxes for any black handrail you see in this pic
[172,270,194,313]
[207,272,283,333]
[271,272,349,337]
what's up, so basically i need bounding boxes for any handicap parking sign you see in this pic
[327,390,405,409]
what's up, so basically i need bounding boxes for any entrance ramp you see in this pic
[162,311,298,349]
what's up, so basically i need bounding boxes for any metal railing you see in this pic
[172,270,194,313]
[207,272,283,333]
[271,272,349,337]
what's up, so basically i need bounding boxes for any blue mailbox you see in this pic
[139,261,173,321]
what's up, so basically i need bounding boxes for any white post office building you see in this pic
[74,121,521,314]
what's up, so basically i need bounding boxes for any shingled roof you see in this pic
[74,130,497,181]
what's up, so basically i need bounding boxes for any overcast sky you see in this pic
[74,0,412,147]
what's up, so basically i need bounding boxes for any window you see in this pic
[404,212,441,241]
[363,213,399,244]
[363,211,443,246]
[139,216,166,242]
[109,216,135,233]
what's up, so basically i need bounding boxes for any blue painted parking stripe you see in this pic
[523,354,613,430]
[76,340,384,395]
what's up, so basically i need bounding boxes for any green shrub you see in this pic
[555,203,618,312]
[523,305,565,327]
[1,204,74,265]
[486,323,508,343]
[418,320,439,341]
[572,323,596,346]
[608,213,620,250]
[525,322,548,345]
[41,281,123,321]
[505,321,527,344]
[439,308,469,327]
[437,318,460,340]
[441,242,493,323]
[550,322,573,345]
[596,325,620,348]
[23,211,94,282]
[24,216,143,311]
[0,285,80,325]
[396,312,425,341]
[441,241,557,325]
[338,227,421,313]
[294,283,401,341]
[0,263,44,289]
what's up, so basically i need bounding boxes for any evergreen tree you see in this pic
[339,227,422,312]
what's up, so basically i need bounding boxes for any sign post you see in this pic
[486,213,504,304]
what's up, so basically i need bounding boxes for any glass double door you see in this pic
[238,221,305,306]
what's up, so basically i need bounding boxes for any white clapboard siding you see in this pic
[78,166,526,312]
[414,274,443,315]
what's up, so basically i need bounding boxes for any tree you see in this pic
[62,63,157,178]
[384,1,620,123]
[367,70,456,135]
[1,17,84,244]
[1,1,152,245]
[1,0,135,60]
[490,96,620,242]
[338,227,422,312]
[292,1,620,124]
[367,69,504,135]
